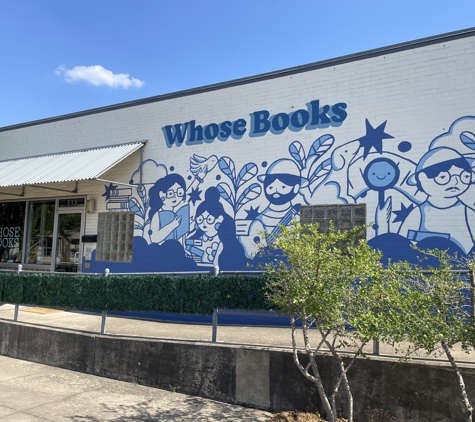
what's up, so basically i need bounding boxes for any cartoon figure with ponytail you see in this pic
[186,187,246,269]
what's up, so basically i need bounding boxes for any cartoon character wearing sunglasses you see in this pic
[400,147,475,254]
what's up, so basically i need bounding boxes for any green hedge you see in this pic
[0,273,272,315]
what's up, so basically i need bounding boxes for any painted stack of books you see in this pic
[106,188,132,211]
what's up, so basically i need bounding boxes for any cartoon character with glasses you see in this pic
[400,147,475,254]
[186,187,246,268]
[148,173,190,244]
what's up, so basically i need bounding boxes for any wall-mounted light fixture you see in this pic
[86,199,95,213]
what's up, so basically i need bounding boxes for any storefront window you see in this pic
[0,202,26,263]
[26,201,55,265]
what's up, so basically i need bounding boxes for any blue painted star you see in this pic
[188,187,202,206]
[102,183,118,200]
[392,203,415,224]
[358,119,394,159]
[245,206,260,220]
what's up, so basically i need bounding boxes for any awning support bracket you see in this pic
[30,181,78,194]
[0,186,25,197]
[96,178,137,188]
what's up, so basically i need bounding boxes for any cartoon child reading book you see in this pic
[186,187,246,269]
[148,174,190,244]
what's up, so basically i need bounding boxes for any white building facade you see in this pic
[0,28,474,273]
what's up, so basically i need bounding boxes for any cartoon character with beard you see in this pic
[237,159,307,257]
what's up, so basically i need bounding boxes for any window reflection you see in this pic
[26,201,55,265]
[0,202,25,263]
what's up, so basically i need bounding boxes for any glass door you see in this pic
[54,212,84,272]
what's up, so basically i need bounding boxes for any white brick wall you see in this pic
[0,33,474,270]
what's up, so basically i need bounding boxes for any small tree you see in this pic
[385,250,475,422]
[262,221,388,422]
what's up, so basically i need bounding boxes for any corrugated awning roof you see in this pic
[0,142,144,188]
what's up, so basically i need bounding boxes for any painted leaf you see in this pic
[191,153,207,164]
[461,131,475,150]
[236,163,258,188]
[289,141,306,169]
[218,156,236,183]
[217,182,235,208]
[308,134,335,160]
[134,223,143,230]
[307,157,332,185]
[236,183,262,212]
[309,173,332,195]
[137,184,147,202]
[128,197,144,219]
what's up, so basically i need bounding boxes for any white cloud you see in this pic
[55,65,145,89]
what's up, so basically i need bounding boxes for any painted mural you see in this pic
[87,115,475,272]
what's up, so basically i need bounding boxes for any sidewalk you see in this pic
[1,303,473,421]
[1,303,474,363]
[0,355,271,421]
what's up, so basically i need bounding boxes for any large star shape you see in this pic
[358,119,394,159]
[244,206,260,220]
[102,183,118,200]
[392,203,415,224]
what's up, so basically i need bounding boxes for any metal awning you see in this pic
[0,142,144,193]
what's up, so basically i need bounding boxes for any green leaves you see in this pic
[262,221,385,341]
[383,250,475,354]
[260,222,475,421]
[0,273,272,315]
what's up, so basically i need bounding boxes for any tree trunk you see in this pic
[290,314,335,422]
[330,350,353,422]
[441,340,473,422]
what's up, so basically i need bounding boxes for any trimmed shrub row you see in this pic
[0,273,272,315]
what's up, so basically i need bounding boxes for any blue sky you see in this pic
[1,0,474,128]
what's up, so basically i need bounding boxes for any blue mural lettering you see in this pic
[163,98,348,147]
[162,122,189,147]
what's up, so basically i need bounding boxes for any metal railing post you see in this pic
[212,265,219,342]
[13,264,22,321]
[470,268,475,323]
[212,308,218,343]
[13,305,19,322]
[101,269,110,333]
[101,311,107,334]
[373,339,380,355]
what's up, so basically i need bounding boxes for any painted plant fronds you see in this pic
[217,156,261,215]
